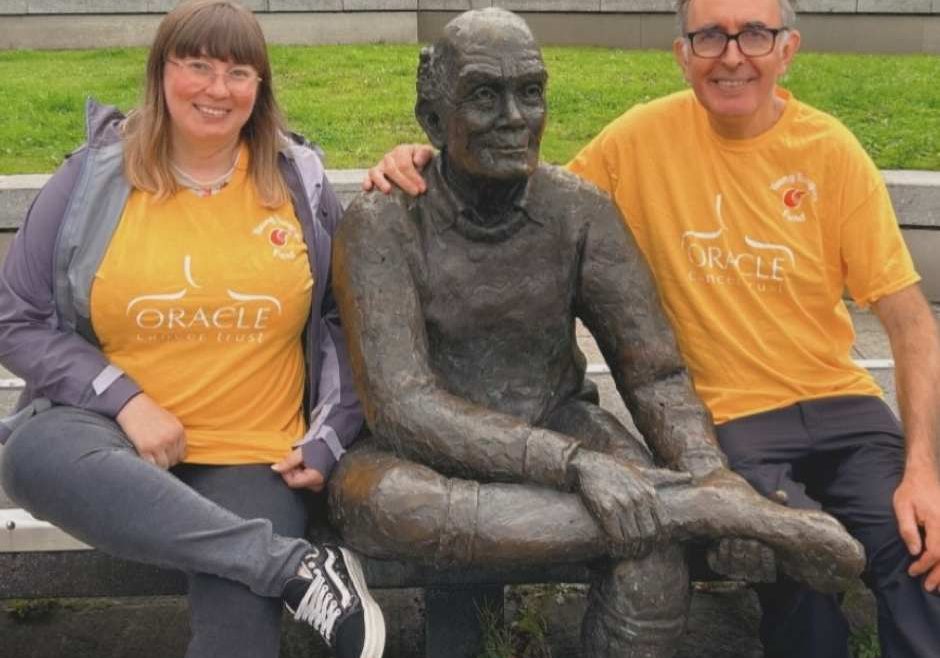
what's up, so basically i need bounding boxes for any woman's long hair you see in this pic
[123,0,289,208]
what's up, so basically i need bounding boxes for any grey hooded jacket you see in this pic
[0,99,362,478]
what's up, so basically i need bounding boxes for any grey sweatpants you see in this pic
[0,405,313,658]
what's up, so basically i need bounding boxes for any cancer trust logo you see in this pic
[125,255,282,344]
[770,172,818,223]
[682,194,796,293]
[253,215,302,260]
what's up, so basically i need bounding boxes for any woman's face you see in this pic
[163,55,260,152]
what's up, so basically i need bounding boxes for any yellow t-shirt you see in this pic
[90,147,313,463]
[568,88,919,424]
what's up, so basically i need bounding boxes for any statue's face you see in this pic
[444,40,547,181]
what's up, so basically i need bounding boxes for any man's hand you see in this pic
[570,450,689,559]
[272,448,325,492]
[872,285,940,591]
[895,466,940,590]
[116,393,186,469]
[362,144,435,196]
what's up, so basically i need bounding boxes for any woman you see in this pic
[0,2,383,657]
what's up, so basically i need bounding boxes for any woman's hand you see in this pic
[116,393,187,469]
[272,447,325,492]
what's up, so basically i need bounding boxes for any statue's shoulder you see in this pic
[529,163,619,214]
[340,188,416,242]
[343,188,411,222]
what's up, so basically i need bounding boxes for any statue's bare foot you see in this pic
[661,468,865,592]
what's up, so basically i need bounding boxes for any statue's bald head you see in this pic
[441,7,538,56]
[416,8,544,149]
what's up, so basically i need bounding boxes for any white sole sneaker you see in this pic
[339,546,385,658]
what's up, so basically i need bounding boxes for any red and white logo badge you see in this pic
[253,216,302,260]
[770,173,818,223]
[269,227,289,247]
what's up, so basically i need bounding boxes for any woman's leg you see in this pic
[0,406,308,597]
[1,405,384,658]
[174,464,310,658]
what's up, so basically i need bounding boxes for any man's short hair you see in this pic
[675,0,797,34]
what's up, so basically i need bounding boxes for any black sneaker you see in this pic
[282,544,385,658]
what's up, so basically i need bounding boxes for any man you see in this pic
[335,8,864,658]
[364,1,940,656]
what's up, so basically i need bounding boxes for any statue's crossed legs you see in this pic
[330,398,864,658]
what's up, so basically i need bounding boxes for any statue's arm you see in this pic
[332,195,580,488]
[575,194,727,479]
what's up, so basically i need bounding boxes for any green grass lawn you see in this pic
[1,44,938,173]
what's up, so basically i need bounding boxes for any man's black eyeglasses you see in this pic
[686,26,789,58]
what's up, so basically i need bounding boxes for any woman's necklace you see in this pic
[171,153,239,198]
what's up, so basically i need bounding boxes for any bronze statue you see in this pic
[329,9,864,656]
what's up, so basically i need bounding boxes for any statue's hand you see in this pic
[571,451,674,559]
[707,538,777,583]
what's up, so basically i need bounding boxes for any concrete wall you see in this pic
[0,12,419,49]
[2,1,940,51]
[3,0,940,12]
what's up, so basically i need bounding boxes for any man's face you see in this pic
[443,40,547,181]
[674,0,800,138]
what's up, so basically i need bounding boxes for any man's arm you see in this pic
[872,284,940,591]
[574,187,726,479]
[361,145,435,196]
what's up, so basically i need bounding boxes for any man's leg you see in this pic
[0,406,309,598]
[799,396,940,658]
[716,403,851,658]
[174,464,310,658]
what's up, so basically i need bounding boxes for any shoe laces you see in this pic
[292,549,351,643]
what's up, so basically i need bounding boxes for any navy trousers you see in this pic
[716,395,940,658]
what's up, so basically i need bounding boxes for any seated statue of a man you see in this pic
[329,9,864,656]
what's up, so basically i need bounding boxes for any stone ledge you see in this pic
[0,169,368,230]
[4,166,939,302]
[0,544,597,600]
[3,168,937,229]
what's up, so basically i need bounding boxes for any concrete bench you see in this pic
[0,356,738,658]
[3,494,752,657]
[0,516,591,657]
[0,349,901,656]
[0,168,921,656]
